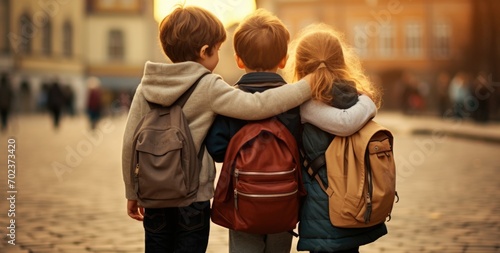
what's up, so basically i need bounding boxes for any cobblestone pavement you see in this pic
[0,113,499,253]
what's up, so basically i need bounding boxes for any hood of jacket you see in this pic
[140,61,211,106]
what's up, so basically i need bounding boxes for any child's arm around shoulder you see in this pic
[300,95,377,136]
[207,75,311,120]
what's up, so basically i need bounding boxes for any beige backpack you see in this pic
[306,121,398,228]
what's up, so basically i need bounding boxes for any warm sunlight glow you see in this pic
[154,0,256,27]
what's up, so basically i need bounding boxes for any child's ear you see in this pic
[278,54,288,69]
[199,45,210,59]
[235,54,246,69]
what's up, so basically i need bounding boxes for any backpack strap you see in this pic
[363,150,373,224]
[188,73,209,159]
[305,154,329,192]
[175,72,210,107]
[177,72,209,160]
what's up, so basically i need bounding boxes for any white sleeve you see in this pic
[300,95,377,136]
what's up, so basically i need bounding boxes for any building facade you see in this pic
[6,0,86,111]
[85,0,161,91]
[2,0,162,113]
[0,0,13,72]
[259,0,475,109]
[3,0,497,116]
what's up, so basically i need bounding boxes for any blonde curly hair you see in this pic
[285,23,382,108]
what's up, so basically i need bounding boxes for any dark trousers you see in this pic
[143,201,211,253]
[51,108,62,128]
[0,109,8,130]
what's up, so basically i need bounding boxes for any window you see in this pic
[42,18,52,55]
[19,13,33,54]
[108,29,124,61]
[405,23,423,57]
[434,23,451,58]
[63,21,73,57]
[378,24,395,57]
[90,0,141,14]
[353,24,369,58]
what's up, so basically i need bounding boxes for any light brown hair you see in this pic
[286,23,382,108]
[159,5,226,63]
[233,9,290,71]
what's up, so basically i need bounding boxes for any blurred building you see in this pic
[2,0,498,117]
[85,0,161,91]
[0,1,13,72]
[258,0,499,114]
[260,0,472,109]
[6,0,86,111]
[0,0,163,113]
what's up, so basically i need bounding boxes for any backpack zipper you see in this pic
[134,163,139,176]
[234,168,296,183]
[234,189,298,210]
[134,151,140,177]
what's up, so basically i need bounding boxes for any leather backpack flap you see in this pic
[324,136,355,198]
[325,135,368,228]
[368,131,393,156]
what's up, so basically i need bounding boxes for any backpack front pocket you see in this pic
[233,180,299,233]
[135,129,189,201]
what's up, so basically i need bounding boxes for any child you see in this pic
[205,11,378,253]
[287,23,386,253]
[121,6,351,253]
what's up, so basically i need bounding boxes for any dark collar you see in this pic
[237,72,286,84]
[236,72,286,93]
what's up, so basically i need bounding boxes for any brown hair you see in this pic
[286,23,382,108]
[159,5,227,63]
[233,9,290,71]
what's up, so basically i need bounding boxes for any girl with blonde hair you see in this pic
[289,23,381,108]
[288,24,387,253]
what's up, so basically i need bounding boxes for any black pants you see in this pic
[143,201,211,253]
[1,109,8,130]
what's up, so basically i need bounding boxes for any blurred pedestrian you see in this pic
[37,82,50,112]
[471,72,491,123]
[401,71,424,114]
[47,79,66,129]
[63,84,76,117]
[86,77,103,130]
[19,78,32,113]
[0,73,13,131]
[436,71,451,117]
[448,72,471,119]
[119,91,132,113]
